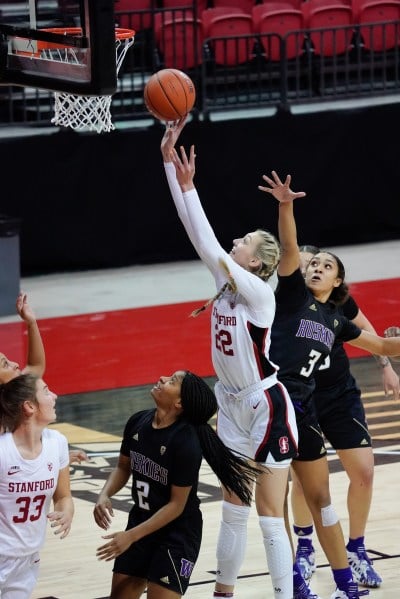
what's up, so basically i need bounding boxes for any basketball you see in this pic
[144,69,196,122]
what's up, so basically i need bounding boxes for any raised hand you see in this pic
[16,292,36,325]
[160,116,187,162]
[258,170,306,204]
[171,144,196,192]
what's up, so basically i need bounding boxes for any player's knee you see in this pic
[221,500,250,525]
[258,515,285,540]
[216,501,250,561]
[321,503,338,527]
[259,516,292,575]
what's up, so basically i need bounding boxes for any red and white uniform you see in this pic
[0,429,69,598]
[164,163,298,464]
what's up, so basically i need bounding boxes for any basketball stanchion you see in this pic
[37,27,135,133]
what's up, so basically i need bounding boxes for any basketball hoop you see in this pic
[37,27,135,133]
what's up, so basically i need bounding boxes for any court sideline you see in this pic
[1,240,399,322]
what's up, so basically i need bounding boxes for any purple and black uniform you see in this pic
[270,269,362,461]
[313,296,371,449]
[113,409,203,595]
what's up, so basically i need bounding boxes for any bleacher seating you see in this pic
[259,0,303,8]
[252,4,305,60]
[202,7,255,65]
[154,9,204,69]
[355,0,400,50]
[351,0,400,21]
[114,0,154,31]
[1,0,400,125]
[211,0,256,13]
[301,2,355,56]
[162,0,208,15]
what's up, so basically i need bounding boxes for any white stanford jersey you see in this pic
[0,429,69,557]
[165,162,278,392]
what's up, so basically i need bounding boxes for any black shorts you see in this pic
[113,514,202,596]
[293,400,327,462]
[315,380,371,450]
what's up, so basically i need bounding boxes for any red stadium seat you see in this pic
[202,8,255,65]
[259,0,303,8]
[302,3,355,56]
[154,11,204,69]
[211,0,256,14]
[252,4,305,60]
[114,0,154,31]
[161,0,208,16]
[354,1,400,50]
[352,0,400,20]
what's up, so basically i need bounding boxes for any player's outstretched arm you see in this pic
[354,310,400,399]
[384,327,400,364]
[17,292,46,377]
[258,170,306,276]
[93,454,131,530]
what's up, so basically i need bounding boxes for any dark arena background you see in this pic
[0,102,399,276]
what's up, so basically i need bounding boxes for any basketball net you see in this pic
[39,28,135,133]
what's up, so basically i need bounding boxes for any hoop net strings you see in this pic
[45,35,134,133]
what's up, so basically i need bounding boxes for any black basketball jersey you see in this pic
[270,269,361,410]
[120,409,203,529]
[314,295,359,395]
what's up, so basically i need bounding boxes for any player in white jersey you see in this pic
[0,292,88,466]
[0,374,74,599]
[161,120,299,599]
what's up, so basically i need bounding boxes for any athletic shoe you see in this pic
[294,581,322,599]
[330,583,370,599]
[295,542,317,581]
[347,546,383,588]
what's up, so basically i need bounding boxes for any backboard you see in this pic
[0,0,118,94]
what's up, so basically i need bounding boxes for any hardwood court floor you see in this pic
[31,359,400,599]
[32,463,400,599]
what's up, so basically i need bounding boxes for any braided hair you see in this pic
[254,229,280,281]
[190,229,280,318]
[180,372,259,506]
[0,374,38,432]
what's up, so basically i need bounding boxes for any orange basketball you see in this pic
[144,69,196,122]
